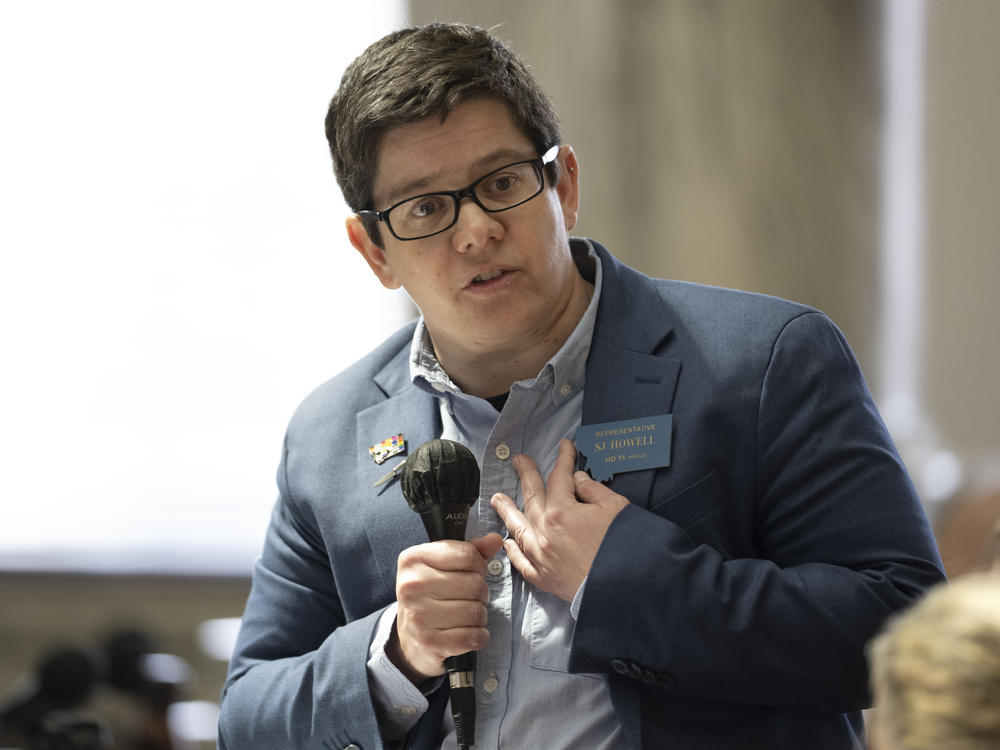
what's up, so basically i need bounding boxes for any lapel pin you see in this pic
[373,459,407,488]
[369,432,406,465]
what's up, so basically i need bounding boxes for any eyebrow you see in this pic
[380,146,538,208]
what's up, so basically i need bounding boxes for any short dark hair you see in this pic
[325,23,561,225]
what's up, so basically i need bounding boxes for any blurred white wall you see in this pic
[0,1,408,574]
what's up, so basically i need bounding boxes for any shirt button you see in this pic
[431,382,446,392]
[482,674,499,694]
[494,443,511,460]
[559,383,573,396]
[486,558,504,576]
[399,705,418,716]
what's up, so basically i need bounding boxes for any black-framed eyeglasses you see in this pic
[359,145,560,242]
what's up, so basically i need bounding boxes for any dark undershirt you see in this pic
[486,392,509,412]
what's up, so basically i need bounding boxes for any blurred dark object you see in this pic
[0,629,200,750]
[29,711,112,750]
[0,646,97,737]
[99,628,196,750]
[104,629,157,695]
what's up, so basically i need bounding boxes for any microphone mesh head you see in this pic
[400,439,480,511]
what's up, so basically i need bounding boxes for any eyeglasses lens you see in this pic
[387,161,542,240]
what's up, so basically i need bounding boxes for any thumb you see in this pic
[574,471,625,507]
[471,532,504,560]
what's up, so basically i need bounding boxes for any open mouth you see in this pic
[471,269,510,285]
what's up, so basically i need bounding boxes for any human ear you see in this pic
[346,216,401,290]
[555,145,580,231]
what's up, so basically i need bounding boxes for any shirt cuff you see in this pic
[366,603,436,739]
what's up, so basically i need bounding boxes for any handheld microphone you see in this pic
[400,438,480,750]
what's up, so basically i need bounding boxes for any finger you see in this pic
[574,470,629,511]
[403,598,489,631]
[397,568,489,606]
[398,619,491,668]
[502,536,540,586]
[471,532,504,561]
[434,625,492,655]
[543,438,582,507]
[512,452,547,516]
[400,539,489,575]
[572,470,609,504]
[573,471,628,514]
[490,492,537,552]
[395,595,491,673]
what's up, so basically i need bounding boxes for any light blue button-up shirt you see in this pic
[366,240,625,749]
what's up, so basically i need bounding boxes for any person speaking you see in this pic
[218,22,945,750]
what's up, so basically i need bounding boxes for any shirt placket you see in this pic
[478,376,561,747]
[470,397,519,746]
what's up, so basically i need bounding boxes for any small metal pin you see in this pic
[369,432,406,465]
[373,459,407,488]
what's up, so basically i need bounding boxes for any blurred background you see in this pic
[1,1,997,747]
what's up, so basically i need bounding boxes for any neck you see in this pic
[432,276,594,399]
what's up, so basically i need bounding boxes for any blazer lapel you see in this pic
[356,348,442,598]
[583,243,682,509]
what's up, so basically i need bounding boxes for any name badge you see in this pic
[574,414,672,481]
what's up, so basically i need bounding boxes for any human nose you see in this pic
[451,195,504,253]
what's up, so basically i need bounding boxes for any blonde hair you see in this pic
[869,573,1000,750]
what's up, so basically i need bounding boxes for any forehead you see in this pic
[372,98,536,206]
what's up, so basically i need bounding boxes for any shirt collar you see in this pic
[409,238,603,404]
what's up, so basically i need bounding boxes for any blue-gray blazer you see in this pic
[219,241,944,750]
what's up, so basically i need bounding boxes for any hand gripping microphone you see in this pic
[400,438,480,750]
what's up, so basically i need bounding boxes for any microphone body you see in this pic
[400,439,480,749]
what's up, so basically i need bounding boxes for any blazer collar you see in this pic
[588,241,674,352]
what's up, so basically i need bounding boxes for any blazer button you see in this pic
[342,745,361,750]
[654,671,676,689]
[627,662,642,680]
[641,668,657,685]
[610,658,628,675]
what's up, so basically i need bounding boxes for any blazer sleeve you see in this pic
[569,311,945,712]
[218,441,384,750]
